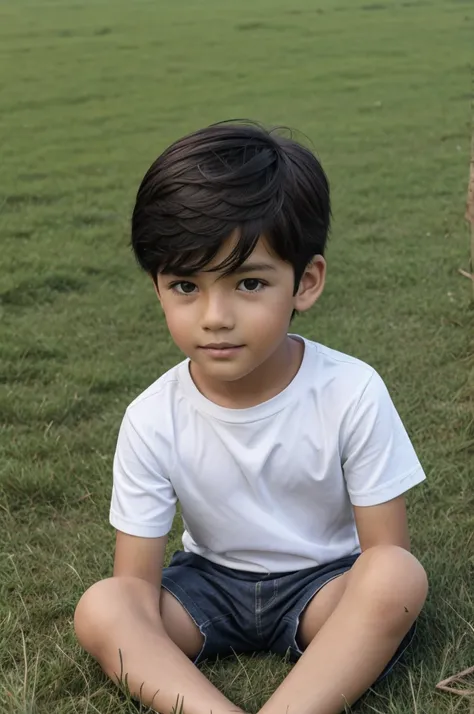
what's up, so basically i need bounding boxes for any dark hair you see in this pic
[131,121,331,293]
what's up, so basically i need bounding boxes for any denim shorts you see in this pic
[161,550,416,681]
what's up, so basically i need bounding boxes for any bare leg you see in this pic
[74,576,244,714]
[258,545,428,714]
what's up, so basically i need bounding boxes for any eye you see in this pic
[238,278,265,293]
[171,281,197,295]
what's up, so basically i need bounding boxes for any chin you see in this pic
[203,365,250,382]
[197,358,257,381]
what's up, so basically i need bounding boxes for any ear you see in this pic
[293,256,326,312]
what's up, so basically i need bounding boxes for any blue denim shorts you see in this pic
[161,550,416,680]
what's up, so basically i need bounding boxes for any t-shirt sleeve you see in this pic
[341,370,426,507]
[109,409,177,537]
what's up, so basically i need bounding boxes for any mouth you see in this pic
[201,343,243,349]
[198,343,245,358]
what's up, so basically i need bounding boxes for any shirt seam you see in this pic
[348,464,424,498]
[342,369,378,448]
[186,403,291,425]
[110,509,172,533]
[128,376,180,411]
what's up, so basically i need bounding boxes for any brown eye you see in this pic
[173,282,197,294]
[239,278,263,292]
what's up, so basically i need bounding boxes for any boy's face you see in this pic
[155,235,325,384]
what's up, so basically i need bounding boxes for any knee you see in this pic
[74,576,160,656]
[353,546,428,628]
[74,578,117,655]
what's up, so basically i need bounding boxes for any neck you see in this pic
[190,335,304,409]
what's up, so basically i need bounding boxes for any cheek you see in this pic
[246,292,293,330]
[162,304,193,342]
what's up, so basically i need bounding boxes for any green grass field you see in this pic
[0,0,473,711]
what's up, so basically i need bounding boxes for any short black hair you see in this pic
[131,121,331,292]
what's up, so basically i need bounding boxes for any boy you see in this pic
[74,122,428,714]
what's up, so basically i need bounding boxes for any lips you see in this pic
[201,343,242,349]
[198,343,244,358]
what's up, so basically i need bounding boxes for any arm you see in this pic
[353,495,411,552]
[109,409,177,582]
[113,531,168,588]
[341,370,425,551]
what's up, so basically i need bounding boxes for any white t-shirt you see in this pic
[110,336,425,573]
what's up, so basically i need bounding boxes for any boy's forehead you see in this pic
[161,234,282,278]
[205,234,275,272]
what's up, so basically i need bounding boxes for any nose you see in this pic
[201,291,235,331]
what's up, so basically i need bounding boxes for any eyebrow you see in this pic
[164,262,277,280]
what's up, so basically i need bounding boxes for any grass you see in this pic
[0,0,473,711]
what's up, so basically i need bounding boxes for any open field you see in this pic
[0,0,473,711]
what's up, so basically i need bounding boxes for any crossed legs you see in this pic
[74,545,427,714]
